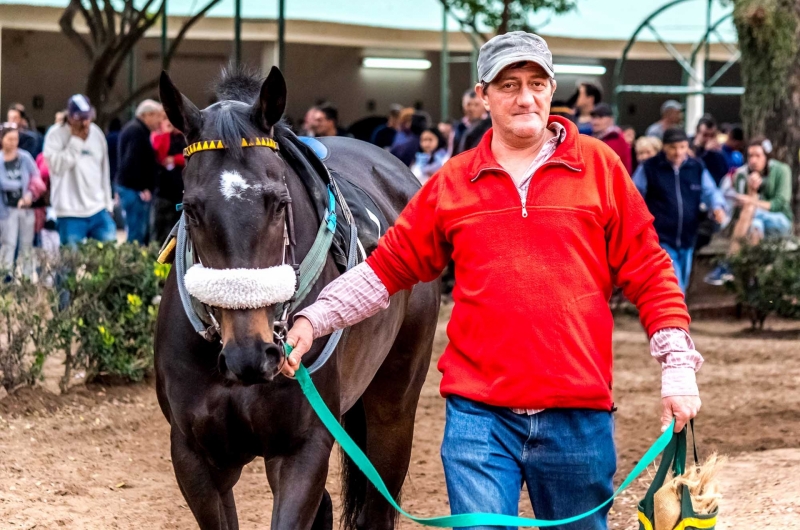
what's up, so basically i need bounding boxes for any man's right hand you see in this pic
[281,317,315,377]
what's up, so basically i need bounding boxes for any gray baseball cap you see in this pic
[477,31,555,83]
[660,100,683,113]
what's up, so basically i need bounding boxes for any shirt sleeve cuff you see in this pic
[295,306,326,340]
[661,366,699,397]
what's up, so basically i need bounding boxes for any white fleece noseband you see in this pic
[184,264,296,310]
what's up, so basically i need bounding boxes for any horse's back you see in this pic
[317,136,420,221]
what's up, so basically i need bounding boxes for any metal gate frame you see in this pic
[611,0,743,119]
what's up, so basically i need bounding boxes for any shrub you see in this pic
[52,242,167,390]
[0,273,54,391]
[727,237,800,329]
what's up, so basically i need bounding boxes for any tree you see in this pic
[440,0,577,42]
[60,0,222,125]
[733,0,800,221]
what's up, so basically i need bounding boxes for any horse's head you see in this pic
[160,66,293,384]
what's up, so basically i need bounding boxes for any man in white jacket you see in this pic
[43,94,115,246]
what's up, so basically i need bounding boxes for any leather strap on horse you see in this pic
[174,179,358,375]
[287,187,337,315]
[285,342,678,528]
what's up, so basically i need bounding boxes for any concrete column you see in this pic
[260,41,279,72]
[685,51,705,134]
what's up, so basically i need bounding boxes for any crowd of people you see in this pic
[0,94,187,279]
[324,80,792,295]
[0,80,793,294]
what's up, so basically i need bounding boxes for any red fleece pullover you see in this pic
[366,117,690,411]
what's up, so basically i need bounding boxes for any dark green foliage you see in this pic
[52,242,169,390]
[0,275,53,391]
[727,237,800,329]
[442,0,577,39]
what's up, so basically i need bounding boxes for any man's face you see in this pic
[463,95,485,122]
[477,62,555,141]
[696,123,717,147]
[576,85,592,109]
[142,110,164,132]
[68,115,92,132]
[7,110,21,126]
[312,110,336,137]
[747,145,767,173]
[663,141,690,166]
[591,115,613,134]
[665,108,683,125]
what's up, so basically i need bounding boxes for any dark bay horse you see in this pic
[154,66,440,530]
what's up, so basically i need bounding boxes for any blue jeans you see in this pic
[441,396,616,530]
[751,210,792,238]
[57,210,117,247]
[660,243,694,294]
[118,185,151,244]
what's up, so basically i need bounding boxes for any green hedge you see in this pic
[0,242,168,392]
[727,237,800,328]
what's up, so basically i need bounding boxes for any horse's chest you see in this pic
[187,404,258,468]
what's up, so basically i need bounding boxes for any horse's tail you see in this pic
[340,398,367,530]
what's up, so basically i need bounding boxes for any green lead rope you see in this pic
[284,344,676,528]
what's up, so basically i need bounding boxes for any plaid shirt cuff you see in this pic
[295,262,390,339]
[651,327,703,397]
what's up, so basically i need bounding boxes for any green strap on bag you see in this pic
[637,423,718,530]
[286,343,677,528]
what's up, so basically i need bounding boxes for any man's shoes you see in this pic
[704,264,734,286]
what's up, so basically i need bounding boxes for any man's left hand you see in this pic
[661,395,701,432]
[712,208,726,224]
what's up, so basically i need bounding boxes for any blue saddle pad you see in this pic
[297,136,329,161]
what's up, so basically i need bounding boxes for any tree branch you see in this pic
[439,0,490,43]
[107,78,160,118]
[165,0,223,66]
[105,10,161,85]
[103,0,116,40]
[75,0,101,47]
[59,1,95,60]
[129,0,161,34]
[87,0,107,42]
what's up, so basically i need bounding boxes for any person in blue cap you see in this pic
[42,94,115,246]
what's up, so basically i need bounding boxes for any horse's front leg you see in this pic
[171,429,243,530]
[266,428,334,530]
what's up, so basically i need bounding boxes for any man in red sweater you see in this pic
[284,32,703,530]
[591,102,632,174]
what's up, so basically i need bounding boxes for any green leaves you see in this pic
[443,0,577,37]
[727,237,800,328]
[52,242,167,385]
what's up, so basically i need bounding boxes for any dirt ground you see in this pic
[1,304,799,529]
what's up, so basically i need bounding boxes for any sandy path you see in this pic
[1,310,799,529]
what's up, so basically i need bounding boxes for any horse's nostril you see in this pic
[264,342,282,360]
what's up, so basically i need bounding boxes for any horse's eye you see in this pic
[183,204,200,226]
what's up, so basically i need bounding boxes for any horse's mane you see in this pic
[214,63,262,103]
[208,64,294,160]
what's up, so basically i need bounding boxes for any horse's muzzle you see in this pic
[218,339,284,384]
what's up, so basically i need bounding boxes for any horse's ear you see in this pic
[253,66,286,131]
[159,71,201,137]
